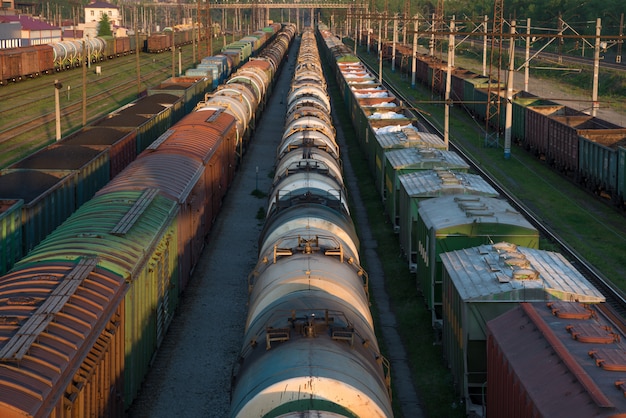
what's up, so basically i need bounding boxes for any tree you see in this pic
[98,13,112,37]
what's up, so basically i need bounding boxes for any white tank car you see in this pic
[230,29,393,417]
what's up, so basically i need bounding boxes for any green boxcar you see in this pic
[397,171,498,271]
[382,148,469,231]
[0,199,22,275]
[578,132,626,201]
[510,91,540,143]
[617,147,626,206]
[149,76,212,114]
[371,125,446,186]
[440,243,605,416]
[462,76,492,116]
[9,143,110,207]
[16,189,180,408]
[415,195,539,329]
[223,41,252,64]
[0,169,77,254]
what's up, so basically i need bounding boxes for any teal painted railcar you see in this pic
[416,195,539,329]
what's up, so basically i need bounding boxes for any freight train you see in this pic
[372,34,626,208]
[0,23,295,417]
[0,23,288,277]
[0,27,203,84]
[318,25,612,417]
[229,29,394,417]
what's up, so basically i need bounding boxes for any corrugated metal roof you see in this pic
[375,129,446,149]
[0,261,125,416]
[440,244,605,302]
[18,189,178,279]
[398,170,498,197]
[419,195,534,230]
[0,15,59,31]
[384,148,469,170]
[146,110,236,164]
[98,153,204,203]
[488,302,626,417]
[86,1,119,10]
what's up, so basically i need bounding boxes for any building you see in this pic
[0,15,61,47]
[83,0,121,38]
[0,0,15,15]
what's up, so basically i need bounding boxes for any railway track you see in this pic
[0,66,172,144]
[0,48,196,168]
[358,54,626,319]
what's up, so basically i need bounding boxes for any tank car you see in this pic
[230,29,393,418]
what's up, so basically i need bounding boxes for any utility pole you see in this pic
[444,20,454,149]
[136,7,141,96]
[592,18,601,117]
[54,80,63,141]
[504,20,516,159]
[82,40,87,125]
[484,0,504,148]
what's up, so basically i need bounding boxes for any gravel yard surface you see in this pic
[127,41,299,418]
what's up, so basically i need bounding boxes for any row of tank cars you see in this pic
[230,28,393,418]
[0,22,285,277]
[318,26,626,417]
[0,27,200,85]
[370,34,626,209]
[0,23,295,417]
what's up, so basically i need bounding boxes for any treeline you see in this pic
[375,0,623,35]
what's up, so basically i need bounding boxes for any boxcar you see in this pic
[17,189,181,408]
[441,244,604,416]
[146,33,171,53]
[382,148,469,230]
[487,302,626,418]
[397,170,498,271]
[9,143,110,207]
[0,44,54,84]
[0,259,127,418]
[416,195,539,329]
[0,199,22,275]
[617,146,626,206]
[0,169,76,255]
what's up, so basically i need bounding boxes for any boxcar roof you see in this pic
[376,128,446,149]
[0,259,126,416]
[399,170,498,197]
[440,243,605,302]
[384,148,469,170]
[488,302,626,417]
[418,195,534,230]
